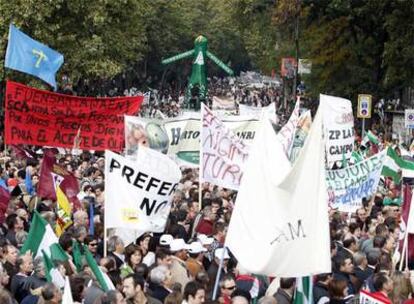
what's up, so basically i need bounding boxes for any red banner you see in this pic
[5,81,143,151]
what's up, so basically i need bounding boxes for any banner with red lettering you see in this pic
[202,104,249,190]
[5,81,143,151]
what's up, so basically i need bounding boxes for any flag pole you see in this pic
[400,232,408,271]
[199,103,204,209]
[212,246,226,300]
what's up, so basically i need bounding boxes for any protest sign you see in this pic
[320,94,354,166]
[5,81,143,151]
[276,99,300,157]
[326,151,385,212]
[359,290,388,304]
[201,104,249,190]
[105,148,181,233]
[405,109,414,128]
[125,113,261,167]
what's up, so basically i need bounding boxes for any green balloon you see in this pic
[145,122,169,154]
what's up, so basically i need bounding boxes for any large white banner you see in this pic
[201,104,249,190]
[326,151,385,212]
[125,113,262,167]
[105,148,181,232]
[320,94,354,166]
[239,102,278,123]
[226,109,331,277]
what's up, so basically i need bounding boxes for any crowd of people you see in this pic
[0,74,414,304]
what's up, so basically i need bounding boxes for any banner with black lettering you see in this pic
[104,148,181,232]
[125,113,261,167]
[326,151,386,212]
[320,94,354,166]
[202,104,249,190]
[5,81,142,151]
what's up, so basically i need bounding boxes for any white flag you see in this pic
[201,104,249,190]
[105,147,181,233]
[226,109,331,277]
[62,276,74,304]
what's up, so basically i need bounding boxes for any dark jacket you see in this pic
[273,288,293,304]
[108,252,124,269]
[11,274,29,303]
[333,272,355,295]
[148,283,171,303]
[313,281,329,304]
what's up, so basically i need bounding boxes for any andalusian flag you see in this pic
[382,147,402,183]
[21,211,68,261]
[382,147,414,182]
[42,249,65,289]
[84,245,115,291]
[362,131,379,146]
[293,277,312,304]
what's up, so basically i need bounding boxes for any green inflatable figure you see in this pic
[162,35,234,110]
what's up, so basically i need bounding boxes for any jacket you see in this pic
[273,288,293,304]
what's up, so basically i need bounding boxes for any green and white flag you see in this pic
[293,276,313,304]
[21,211,68,261]
[382,147,402,183]
[84,245,115,292]
[362,130,379,146]
[42,249,65,289]
[382,147,414,181]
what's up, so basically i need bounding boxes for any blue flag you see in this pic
[5,24,64,89]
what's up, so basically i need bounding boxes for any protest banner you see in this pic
[5,81,143,151]
[125,112,261,167]
[359,290,389,304]
[227,110,331,277]
[320,94,354,166]
[239,102,277,123]
[326,151,386,212]
[201,104,249,190]
[276,98,300,157]
[105,148,181,234]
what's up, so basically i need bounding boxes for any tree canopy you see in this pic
[0,0,412,99]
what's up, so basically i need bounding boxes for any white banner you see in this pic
[326,151,385,212]
[125,113,262,167]
[105,148,181,232]
[226,109,331,277]
[320,94,354,166]
[201,104,249,190]
[239,103,277,123]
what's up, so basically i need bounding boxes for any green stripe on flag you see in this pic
[84,245,109,291]
[21,211,47,255]
[293,277,312,304]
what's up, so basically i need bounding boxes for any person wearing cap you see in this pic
[169,239,191,291]
[159,234,174,248]
[186,241,207,278]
